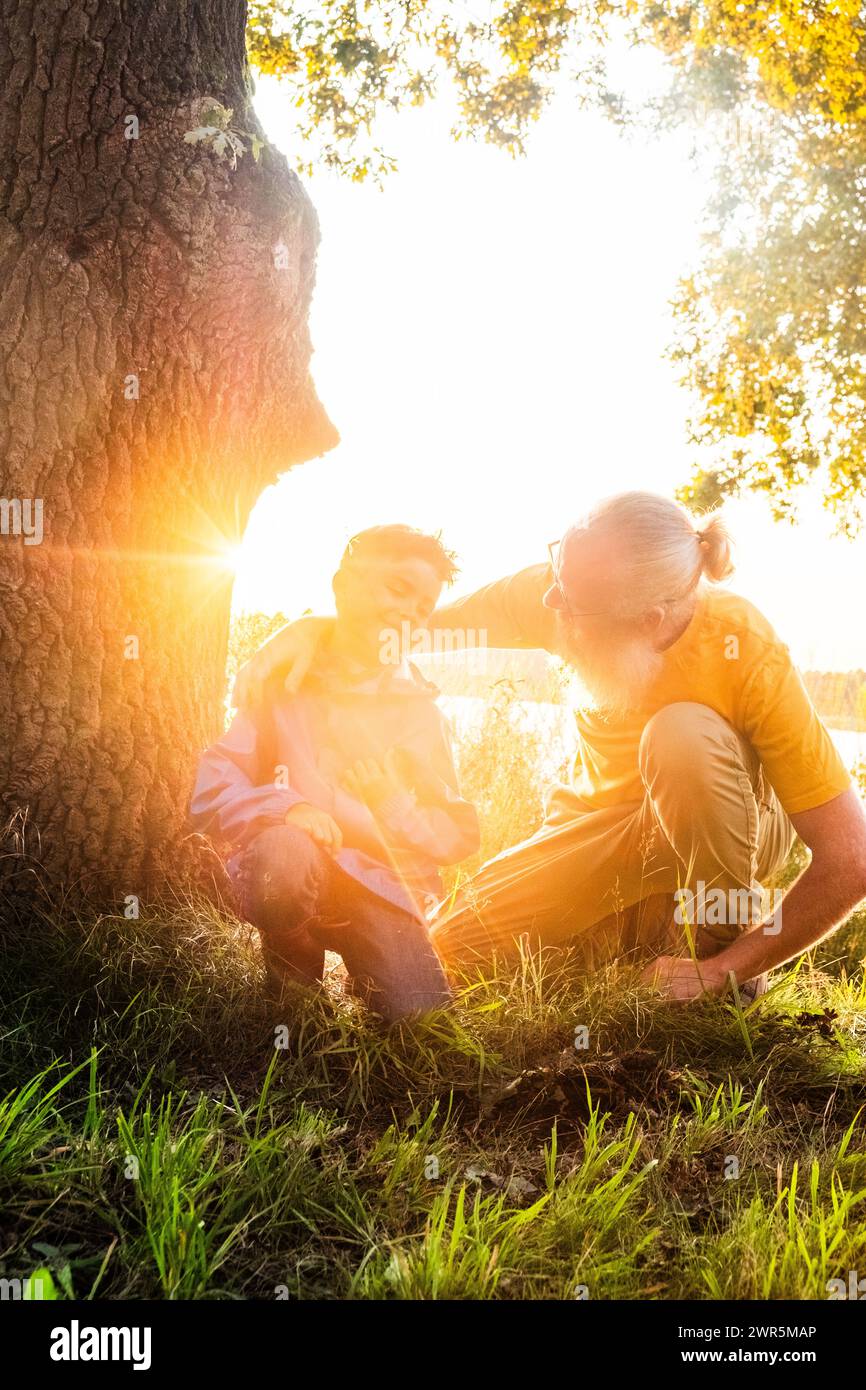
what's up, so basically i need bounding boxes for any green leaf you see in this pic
[24,1268,57,1300]
[200,103,231,129]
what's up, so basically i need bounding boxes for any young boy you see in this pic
[190,525,480,1021]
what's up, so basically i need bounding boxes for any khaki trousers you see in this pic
[428,702,796,969]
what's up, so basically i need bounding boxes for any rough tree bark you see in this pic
[0,0,336,915]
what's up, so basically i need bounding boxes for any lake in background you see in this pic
[440,694,866,780]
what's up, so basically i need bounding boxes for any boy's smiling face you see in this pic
[333,555,443,664]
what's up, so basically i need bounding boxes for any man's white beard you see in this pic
[555,613,664,717]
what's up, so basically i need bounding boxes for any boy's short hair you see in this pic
[339,524,459,585]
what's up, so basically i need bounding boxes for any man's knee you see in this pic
[639,702,744,793]
[638,701,775,896]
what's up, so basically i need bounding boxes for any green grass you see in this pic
[2,895,866,1301]
[3,678,865,1301]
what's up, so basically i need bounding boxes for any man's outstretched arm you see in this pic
[233,562,559,705]
[430,562,558,652]
[645,788,866,1000]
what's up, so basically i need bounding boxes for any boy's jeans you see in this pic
[236,823,451,1022]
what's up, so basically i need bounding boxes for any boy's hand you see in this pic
[342,750,407,809]
[233,616,335,707]
[285,802,343,855]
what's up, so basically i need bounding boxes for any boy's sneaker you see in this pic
[261,942,322,1000]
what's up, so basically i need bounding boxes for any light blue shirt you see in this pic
[190,653,480,920]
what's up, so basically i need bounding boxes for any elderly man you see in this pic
[237,493,866,1002]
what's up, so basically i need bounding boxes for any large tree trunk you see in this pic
[0,0,336,914]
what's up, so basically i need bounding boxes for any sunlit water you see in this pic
[440,695,866,780]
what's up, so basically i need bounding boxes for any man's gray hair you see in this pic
[571,491,734,616]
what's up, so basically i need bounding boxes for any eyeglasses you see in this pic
[546,539,610,619]
[547,538,697,620]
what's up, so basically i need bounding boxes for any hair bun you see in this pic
[696,512,734,583]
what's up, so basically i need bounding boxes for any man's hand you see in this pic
[709,790,866,985]
[285,802,343,855]
[640,953,728,1002]
[233,615,334,707]
[342,750,407,809]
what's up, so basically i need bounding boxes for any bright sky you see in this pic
[232,45,866,672]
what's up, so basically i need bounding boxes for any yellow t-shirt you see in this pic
[435,564,851,818]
